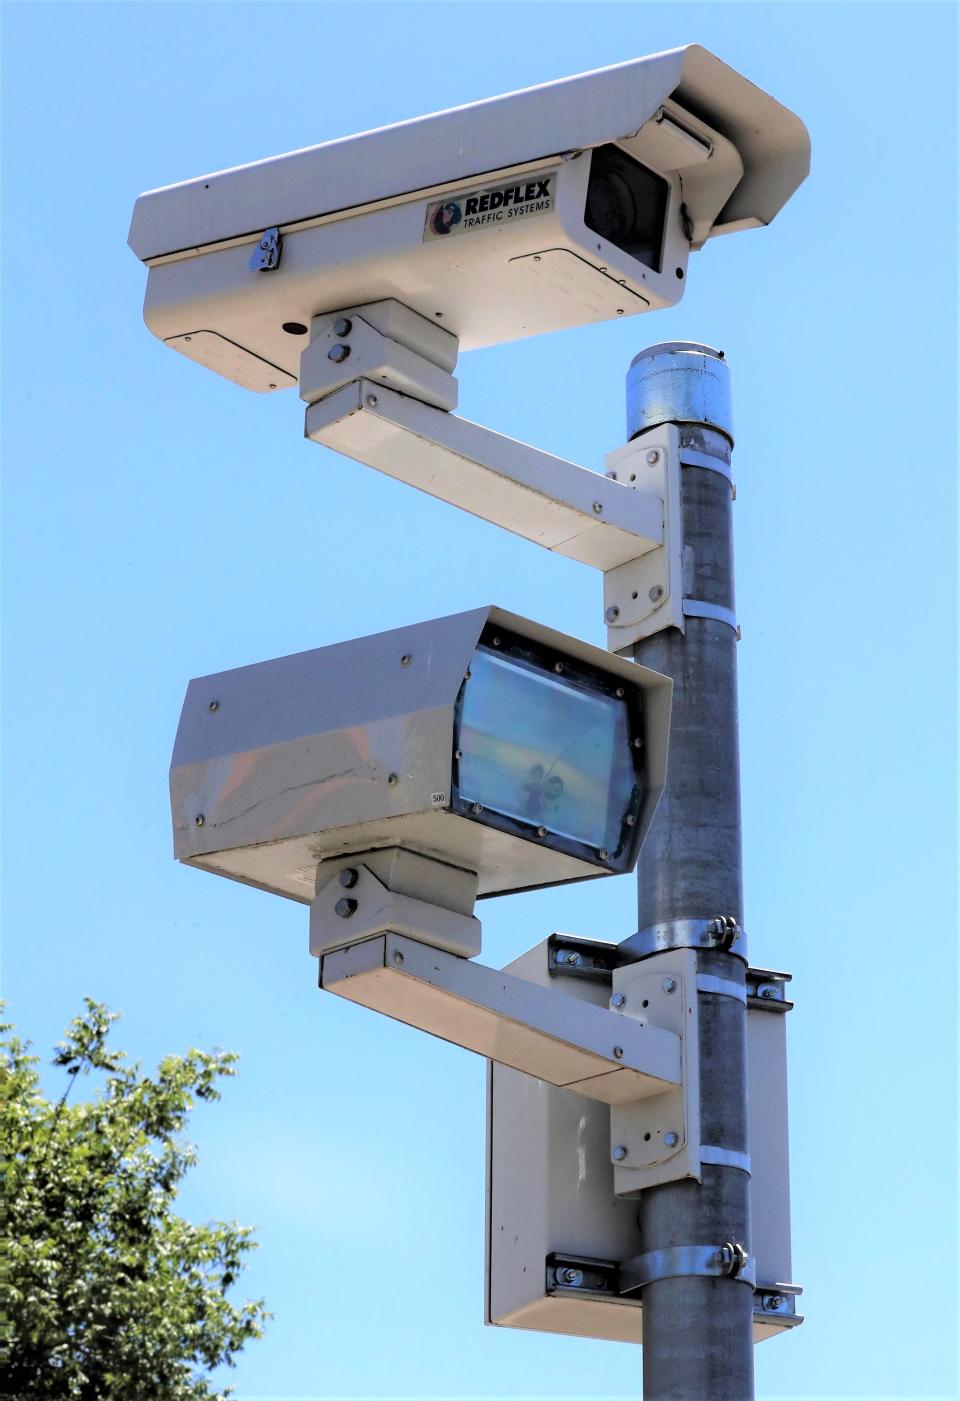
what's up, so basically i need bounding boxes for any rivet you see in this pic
[195,814,205,827]
[632,737,643,749]
[592,501,603,514]
[533,255,541,262]
[615,687,625,698]
[604,605,620,623]
[208,700,219,712]
[334,897,357,919]
[537,826,547,838]
[492,636,501,647]
[401,654,412,667]
[598,848,609,861]
[611,993,626,1009]
[553,662,564,674]
[616,308,624,315]
[625,814,636,827]
[328,344,350,363]
[649,585,664,602]
[613,1046,624,1059]
[388,773,399,787]
[366,394,378,407]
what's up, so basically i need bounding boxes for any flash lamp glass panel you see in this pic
[584,145,669,273]
[453,632,642,871]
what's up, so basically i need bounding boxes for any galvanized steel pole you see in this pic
[622,343,754,1400]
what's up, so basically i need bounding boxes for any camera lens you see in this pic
[584,145,668,272]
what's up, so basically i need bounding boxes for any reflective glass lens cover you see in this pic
[584,144,668,272]
[453,634,642,867]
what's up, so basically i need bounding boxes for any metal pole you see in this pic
[621,343,754,1400]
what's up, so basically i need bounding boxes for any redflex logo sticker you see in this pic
[424,174,555,240]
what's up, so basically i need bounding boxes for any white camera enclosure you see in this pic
[129,46,809,391]
[170,606,671,902]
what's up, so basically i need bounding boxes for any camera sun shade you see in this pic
[170,606,671,903]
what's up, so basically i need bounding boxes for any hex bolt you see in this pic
[649,585,665,602]
[338,868,359,889]
[611,1145,628,1162]
[604,605,620,623]
[613,1045,624,1059]
[334,897,357,919]
[328,343,350,363]
[195,814,205,827]
[758,985,776,999]
[663,1131,679,1147]
[763,1293,785,1311]
[611,993,626,1010]
[560,1267,584,1287]
[661,976,677,994]
[208,700,219,712]
[388,773,399,787]
[333,317,352,337]
[646,449,660,465]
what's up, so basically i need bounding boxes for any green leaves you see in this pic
[1,1002,268,1400]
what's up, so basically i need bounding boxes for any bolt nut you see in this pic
[611,993,626,1009]
[327,343,350,363]
[333,317,352,337]
[560,1267,584,1287]
[661,976,677,994]
[611,1145,628,1162]
[604,605,620,623]
[334,897,357,919]
[663,1131,679,1148]
[645,449,660,465]
[338,868,359,889]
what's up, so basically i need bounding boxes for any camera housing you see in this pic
[129,45,809,392]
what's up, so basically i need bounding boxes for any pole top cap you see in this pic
[626,341,733,445]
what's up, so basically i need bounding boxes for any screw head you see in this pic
[208,700,219,712]
[194,814,205,827]
[597,848,609,861]
[612,1045,624,1059]
[327,343,350,363]
[649,585,665,602]
[661,976,677,994]
[553,662,564,674]
[592,501,603,514]
[663,1131,679,1148]
[625,814,636,827]
[604,605,620,623]
[333,317,352,337]
[611,1145,628,1162]
[338,868,359,889]
[611,993,626,1009]
[388,773,399,787]
[334,897,357,919]
[560,1266,584,1286]
[366,394,378,407]
[537,825,548,837]
[400,654,412,667]
[645,449,660,465]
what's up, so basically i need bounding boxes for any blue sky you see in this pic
[2,3,957,1399]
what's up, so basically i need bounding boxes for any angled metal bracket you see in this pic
[249,227,281,271]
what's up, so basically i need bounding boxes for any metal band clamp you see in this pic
[620,1242,756,1295]
[621,915,746,961]
[682,598,739,633]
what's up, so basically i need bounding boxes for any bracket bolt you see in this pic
[604,605,620,623]
[661,976,677,994]
[557,950,581,967]
[560,1267,584,1286]
[763,1293,785,1311]
[758,985,777,1000]
[334,897,357,919]
[645,450,660,465]
[328,343,350,363]
[663,1131,679,1147]
[333,317,353,337]
[610,993,626,1009]
[611,1145,628,1162]
[649,585,664,603]
[338,868,359,889]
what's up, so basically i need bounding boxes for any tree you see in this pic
[1,999,268,1399]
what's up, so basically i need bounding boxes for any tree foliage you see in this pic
[1,1000,268,1399]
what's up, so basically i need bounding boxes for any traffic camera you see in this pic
[128,45,809,393]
